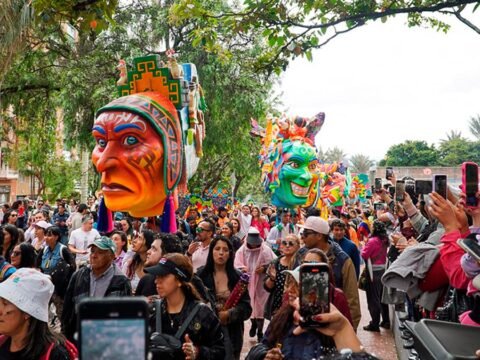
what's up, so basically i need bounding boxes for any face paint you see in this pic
[271,140,320,208]
[92,111,166,217]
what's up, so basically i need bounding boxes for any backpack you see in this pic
[0,335,78,360]
[49,245,75,298]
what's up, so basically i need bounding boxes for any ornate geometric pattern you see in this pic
[117,55,185,109]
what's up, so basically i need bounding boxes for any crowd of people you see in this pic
[0,175,480,359]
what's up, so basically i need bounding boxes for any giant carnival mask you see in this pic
[92,53,206,219]
[251,113,325,209]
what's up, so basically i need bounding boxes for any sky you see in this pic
[278,14,480,163]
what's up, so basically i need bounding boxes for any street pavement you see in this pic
[240,290,397,359]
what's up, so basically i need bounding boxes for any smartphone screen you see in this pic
[388,186,395,197]
[465,163,479,207]
[79,298,148,360]
[433,175,447,199]
[386,167,393,180]
[300,263,329,328]
[395,180,405,202]
[405,180,416,200]
[458,237,480,262]
[415,180,433,196]
[375,178,382,191]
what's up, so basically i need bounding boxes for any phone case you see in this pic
[461,162,479,208]
[406,319,480,360]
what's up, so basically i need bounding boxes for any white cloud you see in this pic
[278,15,480,161]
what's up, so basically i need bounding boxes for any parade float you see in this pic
[92,51,206,232]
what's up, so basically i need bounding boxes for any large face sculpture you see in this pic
[271,140,320,208]
[92,92,183,217]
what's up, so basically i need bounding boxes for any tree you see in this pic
[442,130,463,142]
[380,140,439,166]
[350,154,374,173]
[438,137,480,165]
[170,0,480,74]
[324,147,347,163]
[469,114,480,140]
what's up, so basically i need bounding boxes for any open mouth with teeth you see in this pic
[290,182,310,197]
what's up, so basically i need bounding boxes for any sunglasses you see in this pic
[281,240,297,247]
[196,227,210,233]
[10,214,18,217]
[12,251,21,257]
[301,230,316,237]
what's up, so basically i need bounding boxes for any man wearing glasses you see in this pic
[298,216,361,330]
[266,210,295,251]
[187,219,215,271]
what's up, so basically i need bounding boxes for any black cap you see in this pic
[144,258,191,281]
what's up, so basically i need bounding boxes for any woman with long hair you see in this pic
[264,234,299,320]
[111,230,128,269]
[197,236,252,360]
[1,225,19,263]
[361,220,390,332]
[251,206,270,239]
[145,253,225,359]
[10,243,36,269]
[2,210,18,227]
[0,268,77,359]
[220,222,242,252]
[123,229,154,293]
[230,218,242,238]
[119,218,135,245]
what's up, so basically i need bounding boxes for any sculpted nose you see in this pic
[299,168,313,182]
[93,141,119,173]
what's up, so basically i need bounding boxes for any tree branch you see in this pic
[0,83,61,96]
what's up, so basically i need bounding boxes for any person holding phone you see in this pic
[197,236,252,360]
[145,253,225,359]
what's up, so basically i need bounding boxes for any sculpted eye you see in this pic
[309,162,318,171]
[96,138,107,148]
[124,136,139,146]
[287,161,299,169]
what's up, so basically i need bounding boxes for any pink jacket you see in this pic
[361,236,387,265]
[440,230,470,290]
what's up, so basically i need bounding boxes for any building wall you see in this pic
[375,167,463,185]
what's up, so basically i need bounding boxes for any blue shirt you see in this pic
[41,242,64,274]
[334,236,361,279]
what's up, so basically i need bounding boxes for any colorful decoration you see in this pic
[92,53,207,226]
[223,273,250,311]
[252,113,325,209]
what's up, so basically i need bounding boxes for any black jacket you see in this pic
[61,264,132,341]
[197,267,252,359]
[149,297,225,360]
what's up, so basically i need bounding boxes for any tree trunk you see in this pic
[80,147,89,203]
[232,175,243,198]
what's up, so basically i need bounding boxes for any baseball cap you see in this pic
[297,216,329,235]
[144,257,191,281]
[0,268,54,322]
[34,220,52,230]
[88,236,116,254]
[246,227,262,246]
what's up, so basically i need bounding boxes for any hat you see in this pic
[144,257,191,281]
[218,206,227,212]
[297,216,329,235]
[0,268,53,322]
[246,227,262,246]
[88,236,116,254]
[34,220,51,230]
[114,212,124,221]
[283,266,300,283]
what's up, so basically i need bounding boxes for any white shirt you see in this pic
[68,228,100,264]
[238,212,252,236]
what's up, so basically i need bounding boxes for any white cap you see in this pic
[283,266,300,283]
[0,268,54,322]
[297,216,330,235]
[34,220,51,230]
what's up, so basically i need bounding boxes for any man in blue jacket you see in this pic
[330,219,360,279]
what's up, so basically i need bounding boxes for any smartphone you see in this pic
[373,202,385,211]
[405,180,416,200]
[415,180,433,196]
[462,162,479,208]
[457,236,480,262]
[374,178,382,192]
[78,297,148,360]
[388,186,395,197]
[386,167,394,180]
[395,180,406,202]
[433,175,447,199]
[299,263,330,328]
